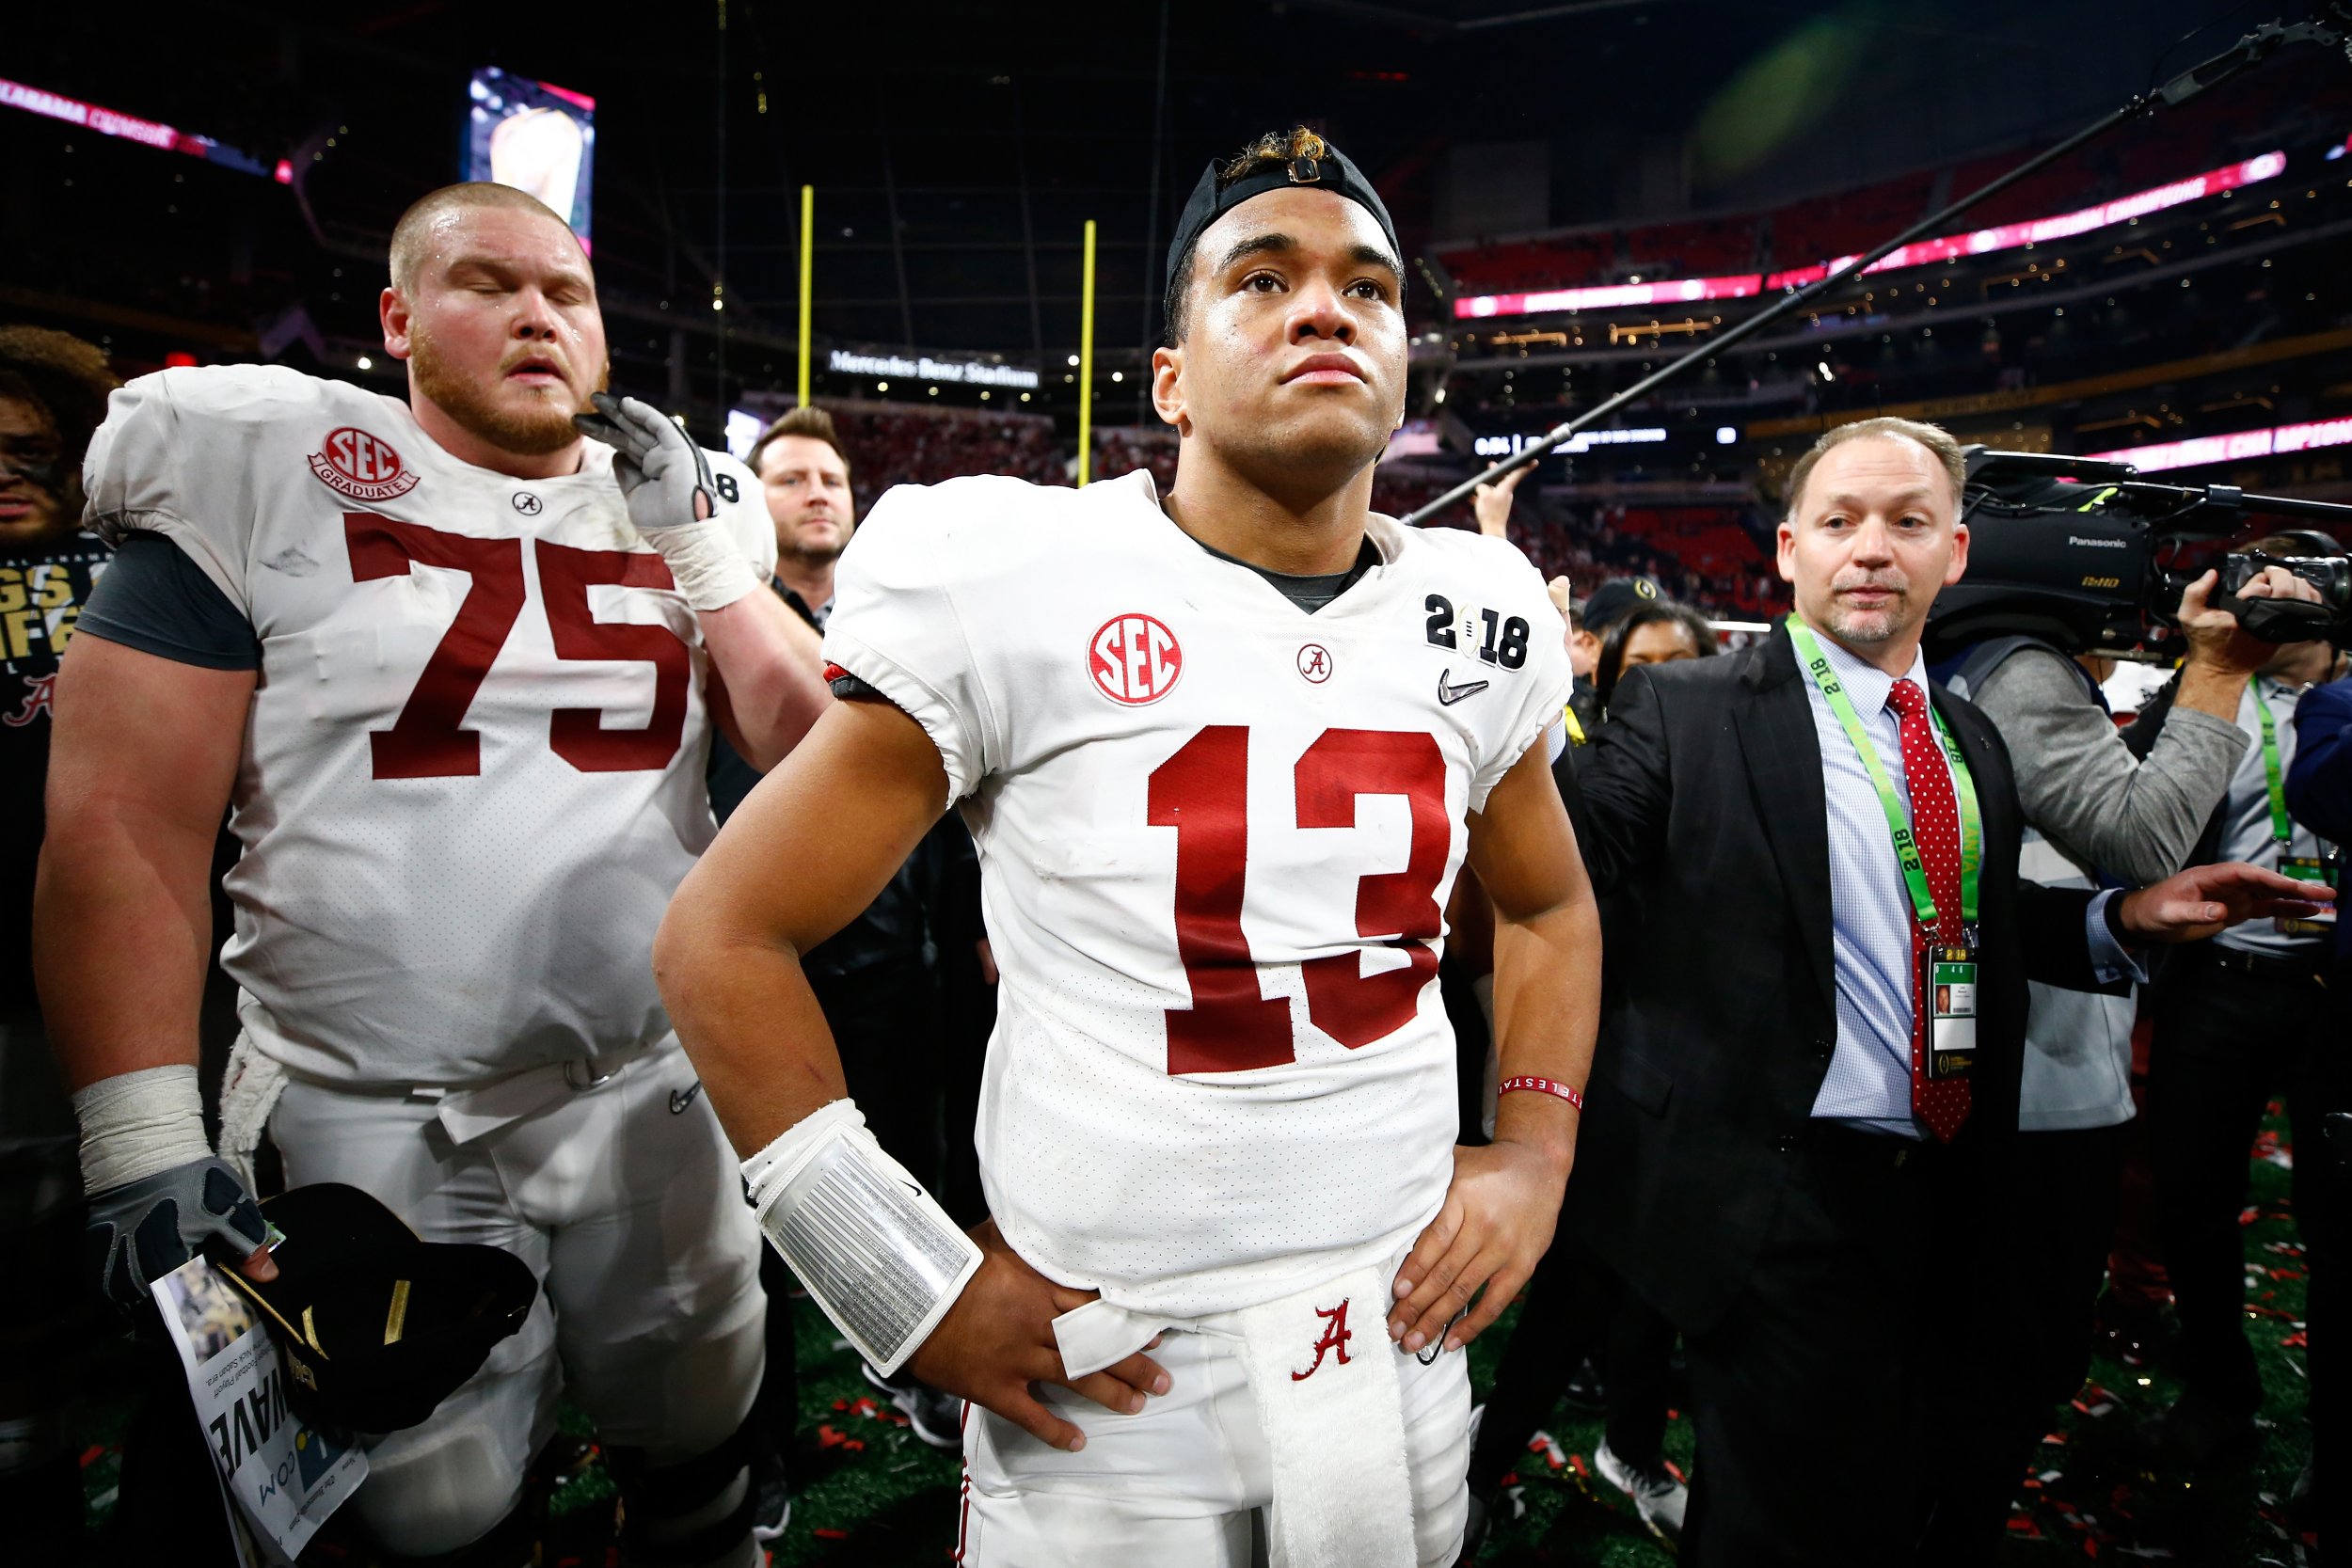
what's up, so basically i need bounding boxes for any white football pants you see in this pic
[955,1303,1470,1566]
[269,1038,765,1559]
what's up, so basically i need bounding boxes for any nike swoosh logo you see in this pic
[670,1082,706,1115]
[1437,669,1490,706]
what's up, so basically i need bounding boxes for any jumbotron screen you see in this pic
[465,68,596,250]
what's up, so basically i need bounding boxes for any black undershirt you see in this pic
[75,532,262,669]
[1190,531,1380,614]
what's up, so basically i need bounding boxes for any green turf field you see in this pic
[77,1102,2315,1564]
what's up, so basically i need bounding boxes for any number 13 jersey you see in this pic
[81,365,775,1086]
[822,469,1571,1317]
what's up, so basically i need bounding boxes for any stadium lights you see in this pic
[1068,355,1080,367]
[0,75,292,182]
[1454,150,2287,322]
[723,409,763,459]
[357,356,373,371]
[2083,415,2352,474]
[1716,426,1737,444]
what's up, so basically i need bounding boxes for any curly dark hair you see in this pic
[0,326,119,524]
[0,326,119,464]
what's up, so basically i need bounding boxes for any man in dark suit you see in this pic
[1561,415,2326,1566]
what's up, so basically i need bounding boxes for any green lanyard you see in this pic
[2250,676,2293,847]
[1787,614,1983,929]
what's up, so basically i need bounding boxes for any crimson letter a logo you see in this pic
[1291,1300,1355,1382]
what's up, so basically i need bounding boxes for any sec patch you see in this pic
[310,427,420,502]
[1089,613,1183,705]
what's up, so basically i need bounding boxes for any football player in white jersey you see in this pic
[38,182,830,1566]
[656,129,1603,1566]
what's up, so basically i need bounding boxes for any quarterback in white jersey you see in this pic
[660,129,1602,1567]
[41,183,829,1566]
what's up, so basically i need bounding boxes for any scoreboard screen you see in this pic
[466,69,596,249]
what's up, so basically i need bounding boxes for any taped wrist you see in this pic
[646,519,761,612]
[741,1100,981,1377]
[72,1065,213,1195]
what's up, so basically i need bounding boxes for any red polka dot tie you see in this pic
[1885,679,1972,1143]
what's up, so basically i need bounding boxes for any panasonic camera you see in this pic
[1924,448,2352,657]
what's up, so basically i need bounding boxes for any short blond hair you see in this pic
[389,182,581,292]
[1784,416,1965,520]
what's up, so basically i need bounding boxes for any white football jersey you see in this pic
[822,469,1571,1317]
[82,365,775,1085]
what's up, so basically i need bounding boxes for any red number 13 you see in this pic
[1148,726,1448,1075]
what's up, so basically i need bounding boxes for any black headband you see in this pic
[1165,136,1400,305]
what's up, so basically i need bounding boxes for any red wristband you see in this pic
[1498,1075,1584,1111]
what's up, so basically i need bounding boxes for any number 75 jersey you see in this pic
[821,469,1571,1318]
[81,365,775,1086]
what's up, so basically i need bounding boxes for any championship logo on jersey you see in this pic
[309,427,420,502]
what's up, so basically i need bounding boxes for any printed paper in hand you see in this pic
[150,1255,366,1564]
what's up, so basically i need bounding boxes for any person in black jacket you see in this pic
[707,407,968,1540]
[1461,599,1719,1556]
[0,325,116,1565]
[1560,415,2324,1566]
[2286,671,2352,1555]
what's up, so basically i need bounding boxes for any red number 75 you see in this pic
[345,514,691,780]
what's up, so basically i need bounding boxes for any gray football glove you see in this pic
[86,1155,269,1309]
[572,392,758,610]
[574,391,715,534]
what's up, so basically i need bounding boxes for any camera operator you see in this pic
[1928,557,2323,1546]
[2122,537,2343,1473]
[2286,658,2352,1555]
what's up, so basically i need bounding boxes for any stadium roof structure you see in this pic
[5,0,2332,424]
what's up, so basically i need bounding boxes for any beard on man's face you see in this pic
[778,515,849,564]
[409,323,608,457]
[1816,574,1911,645]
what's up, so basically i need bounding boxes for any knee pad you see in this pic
[607,1419,758,1568]
[373,1496,539,1568]
[353,1419,530,1558]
